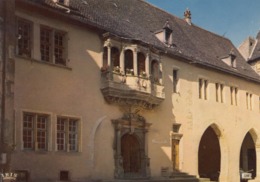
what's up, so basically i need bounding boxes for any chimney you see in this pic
[184,8,192,25]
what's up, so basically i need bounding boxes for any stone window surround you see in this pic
[22,112,50,151]
[19,110,82,153]
[16,16,70,68]
[103,39,163,84]
[56,116,81,152]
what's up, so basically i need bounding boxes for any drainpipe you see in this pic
[1,0,7,172]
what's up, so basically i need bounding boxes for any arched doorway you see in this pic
[198,126,221,181]
[240,132,256,179]
[121,134,141,175]
[112,113,151,179]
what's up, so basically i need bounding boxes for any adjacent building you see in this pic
[0,0,260,182]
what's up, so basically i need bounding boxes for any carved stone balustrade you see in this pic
[100,71,165,110]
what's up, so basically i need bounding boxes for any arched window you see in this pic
[111,47,120,68]
[102,47,108,67]
[151,60,159,83]
[137,52,146,76]
[125,50,133,74]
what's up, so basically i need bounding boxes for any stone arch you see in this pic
[198,123,228,182]
[239,128,259,180]
[248,128,259,145]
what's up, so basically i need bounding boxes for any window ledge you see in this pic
[55,151,82,156]
[16,55,72,71]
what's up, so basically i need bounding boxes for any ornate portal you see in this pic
[112,113,151,179]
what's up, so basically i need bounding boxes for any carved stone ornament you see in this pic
[112,113,151,179]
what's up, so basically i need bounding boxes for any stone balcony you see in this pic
[100,71,165,110]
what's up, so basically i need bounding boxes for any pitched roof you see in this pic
[22,0,260,82]
[249,31,260,62]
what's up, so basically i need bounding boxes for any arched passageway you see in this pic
[198,126,221,181]
[240,132,256,179]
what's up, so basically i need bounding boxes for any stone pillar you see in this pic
[218,136,229,182]
[120,48,125,74]
[159,61,163,85]
[145,53,150,77]
[107,44,111,67]
[133,48,138,76]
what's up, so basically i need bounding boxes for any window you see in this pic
[220,84,224,103]
[230,87,237,105]
[151,60,160,83]
[246,92,253,110]
[102,47,108,67]
[215,83,219,102]
[40,26,67,66]
[60,171,69,181]
[15,170,29,182]
[137,52,146,76]
[23,113,49,150]
[111,47,120,68]
[199,78,208,100]
[57,117,79,152]
[124,50,133,75]
[40,27,51,62]
[17,18,32,57]
[173,69,178,93]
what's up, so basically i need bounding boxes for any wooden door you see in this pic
[121,134,141,174]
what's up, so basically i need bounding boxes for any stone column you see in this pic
[120,47,125,74]
[133,48,138,76]
[145,53,150,77]
[107,44,111,67]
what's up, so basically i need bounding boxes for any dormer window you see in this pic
[155,20,173,46]
[53,0,70,6]
[221,50,237,68]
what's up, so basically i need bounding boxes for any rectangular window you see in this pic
[230,86,238,106]
[204,80,208,100]
[230,87,234,105]
[54,31,66,65]
[60,171,69,181]
[40,26,67,66]
[220,84,224,103]
[199,79,203,99]
[215,83,219,102]
[40,27,51,62]
[23,113,48,150]
[173,69,178,93]
[17,19,32,57]
[57,117,79,152]
[246,92,253,110]
[199,78,208,100]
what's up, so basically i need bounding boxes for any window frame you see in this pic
[39,25,68,66]
[173,69,179,93]
[56,116,80,152]
[17,18,33,58]
[22,112,50,151]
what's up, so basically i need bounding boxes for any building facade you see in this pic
[1,0,260,182]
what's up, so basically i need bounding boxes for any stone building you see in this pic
[1,0,260,182]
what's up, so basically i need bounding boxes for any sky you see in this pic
[146,0,260,47]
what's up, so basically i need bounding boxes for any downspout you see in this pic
[0,0,7,172]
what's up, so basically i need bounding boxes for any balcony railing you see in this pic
[100,70,165,110]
